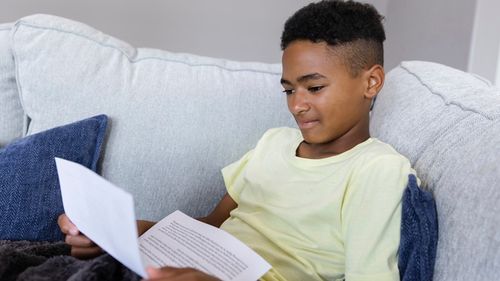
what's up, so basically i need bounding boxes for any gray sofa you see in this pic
[1,15,499,280]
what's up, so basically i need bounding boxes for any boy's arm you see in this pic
[138,193,237,235]
[137,220,157,235]
[145,267,220,281]
[59,193,237,258]
[138,194,236,280]
[197,193,237,227]
[343,155,411,281]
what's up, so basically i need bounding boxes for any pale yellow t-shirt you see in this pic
[220,127,415,281]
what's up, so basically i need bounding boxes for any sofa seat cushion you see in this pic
[11,14,296,221]
[370,61,500,280]
[0,115,107,241]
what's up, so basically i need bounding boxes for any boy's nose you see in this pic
[289,90,310,115]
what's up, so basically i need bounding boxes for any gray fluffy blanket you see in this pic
[0,240,140,281]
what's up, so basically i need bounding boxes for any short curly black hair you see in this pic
[281,0,385,76]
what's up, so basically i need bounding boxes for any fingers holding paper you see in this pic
[145,267,220,281]
[57,213,103,259]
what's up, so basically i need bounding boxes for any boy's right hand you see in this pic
[57,213,103,259]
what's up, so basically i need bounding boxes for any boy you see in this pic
[59,1,415,280]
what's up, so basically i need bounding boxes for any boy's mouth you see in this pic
[297,119,319,130]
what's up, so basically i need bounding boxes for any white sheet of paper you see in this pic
[55,157,147,277]
[56,157,271,281]
[139,210,271,281]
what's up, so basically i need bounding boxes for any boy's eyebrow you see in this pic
[280,73,327,85]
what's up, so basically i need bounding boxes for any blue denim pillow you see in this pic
[399,174,438,281]
[0,115,107,241]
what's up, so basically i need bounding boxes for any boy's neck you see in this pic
[297,134,370,159]
[296,119,371,159]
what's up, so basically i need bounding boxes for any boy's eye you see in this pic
[308,86,324,93]
[282,89,295,95]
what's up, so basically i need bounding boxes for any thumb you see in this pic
[58,214,79,236]
[146,267,167,279]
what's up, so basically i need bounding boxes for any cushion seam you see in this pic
[414,109,500,174]
[10,23,30,136]
[400,63,495,121]
[13,20,281,76]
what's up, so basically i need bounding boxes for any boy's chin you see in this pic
[299,132,322,145]
[299,130,336,146]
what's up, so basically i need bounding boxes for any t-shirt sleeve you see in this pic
[221,149,254,203]
[342,154,413,281]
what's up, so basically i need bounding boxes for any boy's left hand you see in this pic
[144,267,220,281]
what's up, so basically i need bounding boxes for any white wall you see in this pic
[384,0,476,71]
[4,0,494,80]
[496,45,500,85]
[468,0,500,85]
[365,0,389,16]
[0,0,389,64]
[0,0,313,63]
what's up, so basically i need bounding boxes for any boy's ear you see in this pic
[364,64,384,99]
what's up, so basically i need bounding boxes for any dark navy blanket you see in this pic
[0,240,139,281]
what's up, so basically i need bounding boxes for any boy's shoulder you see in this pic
[256,128,413,169]
[357,138,414,173]
[364,138,404,156]
[258,128,411,161]
[262,126,300,136]
[258,127,301,144]
[249,127,301,156]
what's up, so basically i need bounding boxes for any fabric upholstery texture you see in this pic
[0,115,107,241]
[0,240,140,281]
[11,14,296,221]
[371,61,500,280]
[398,174,438,281]
[0,23,24,146]
[4,12,500,280]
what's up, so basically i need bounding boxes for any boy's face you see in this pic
[281,40,375,148]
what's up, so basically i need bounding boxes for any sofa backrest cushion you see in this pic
[370,61,500,280]
[0,23,24,146]
[11,14,296,221]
